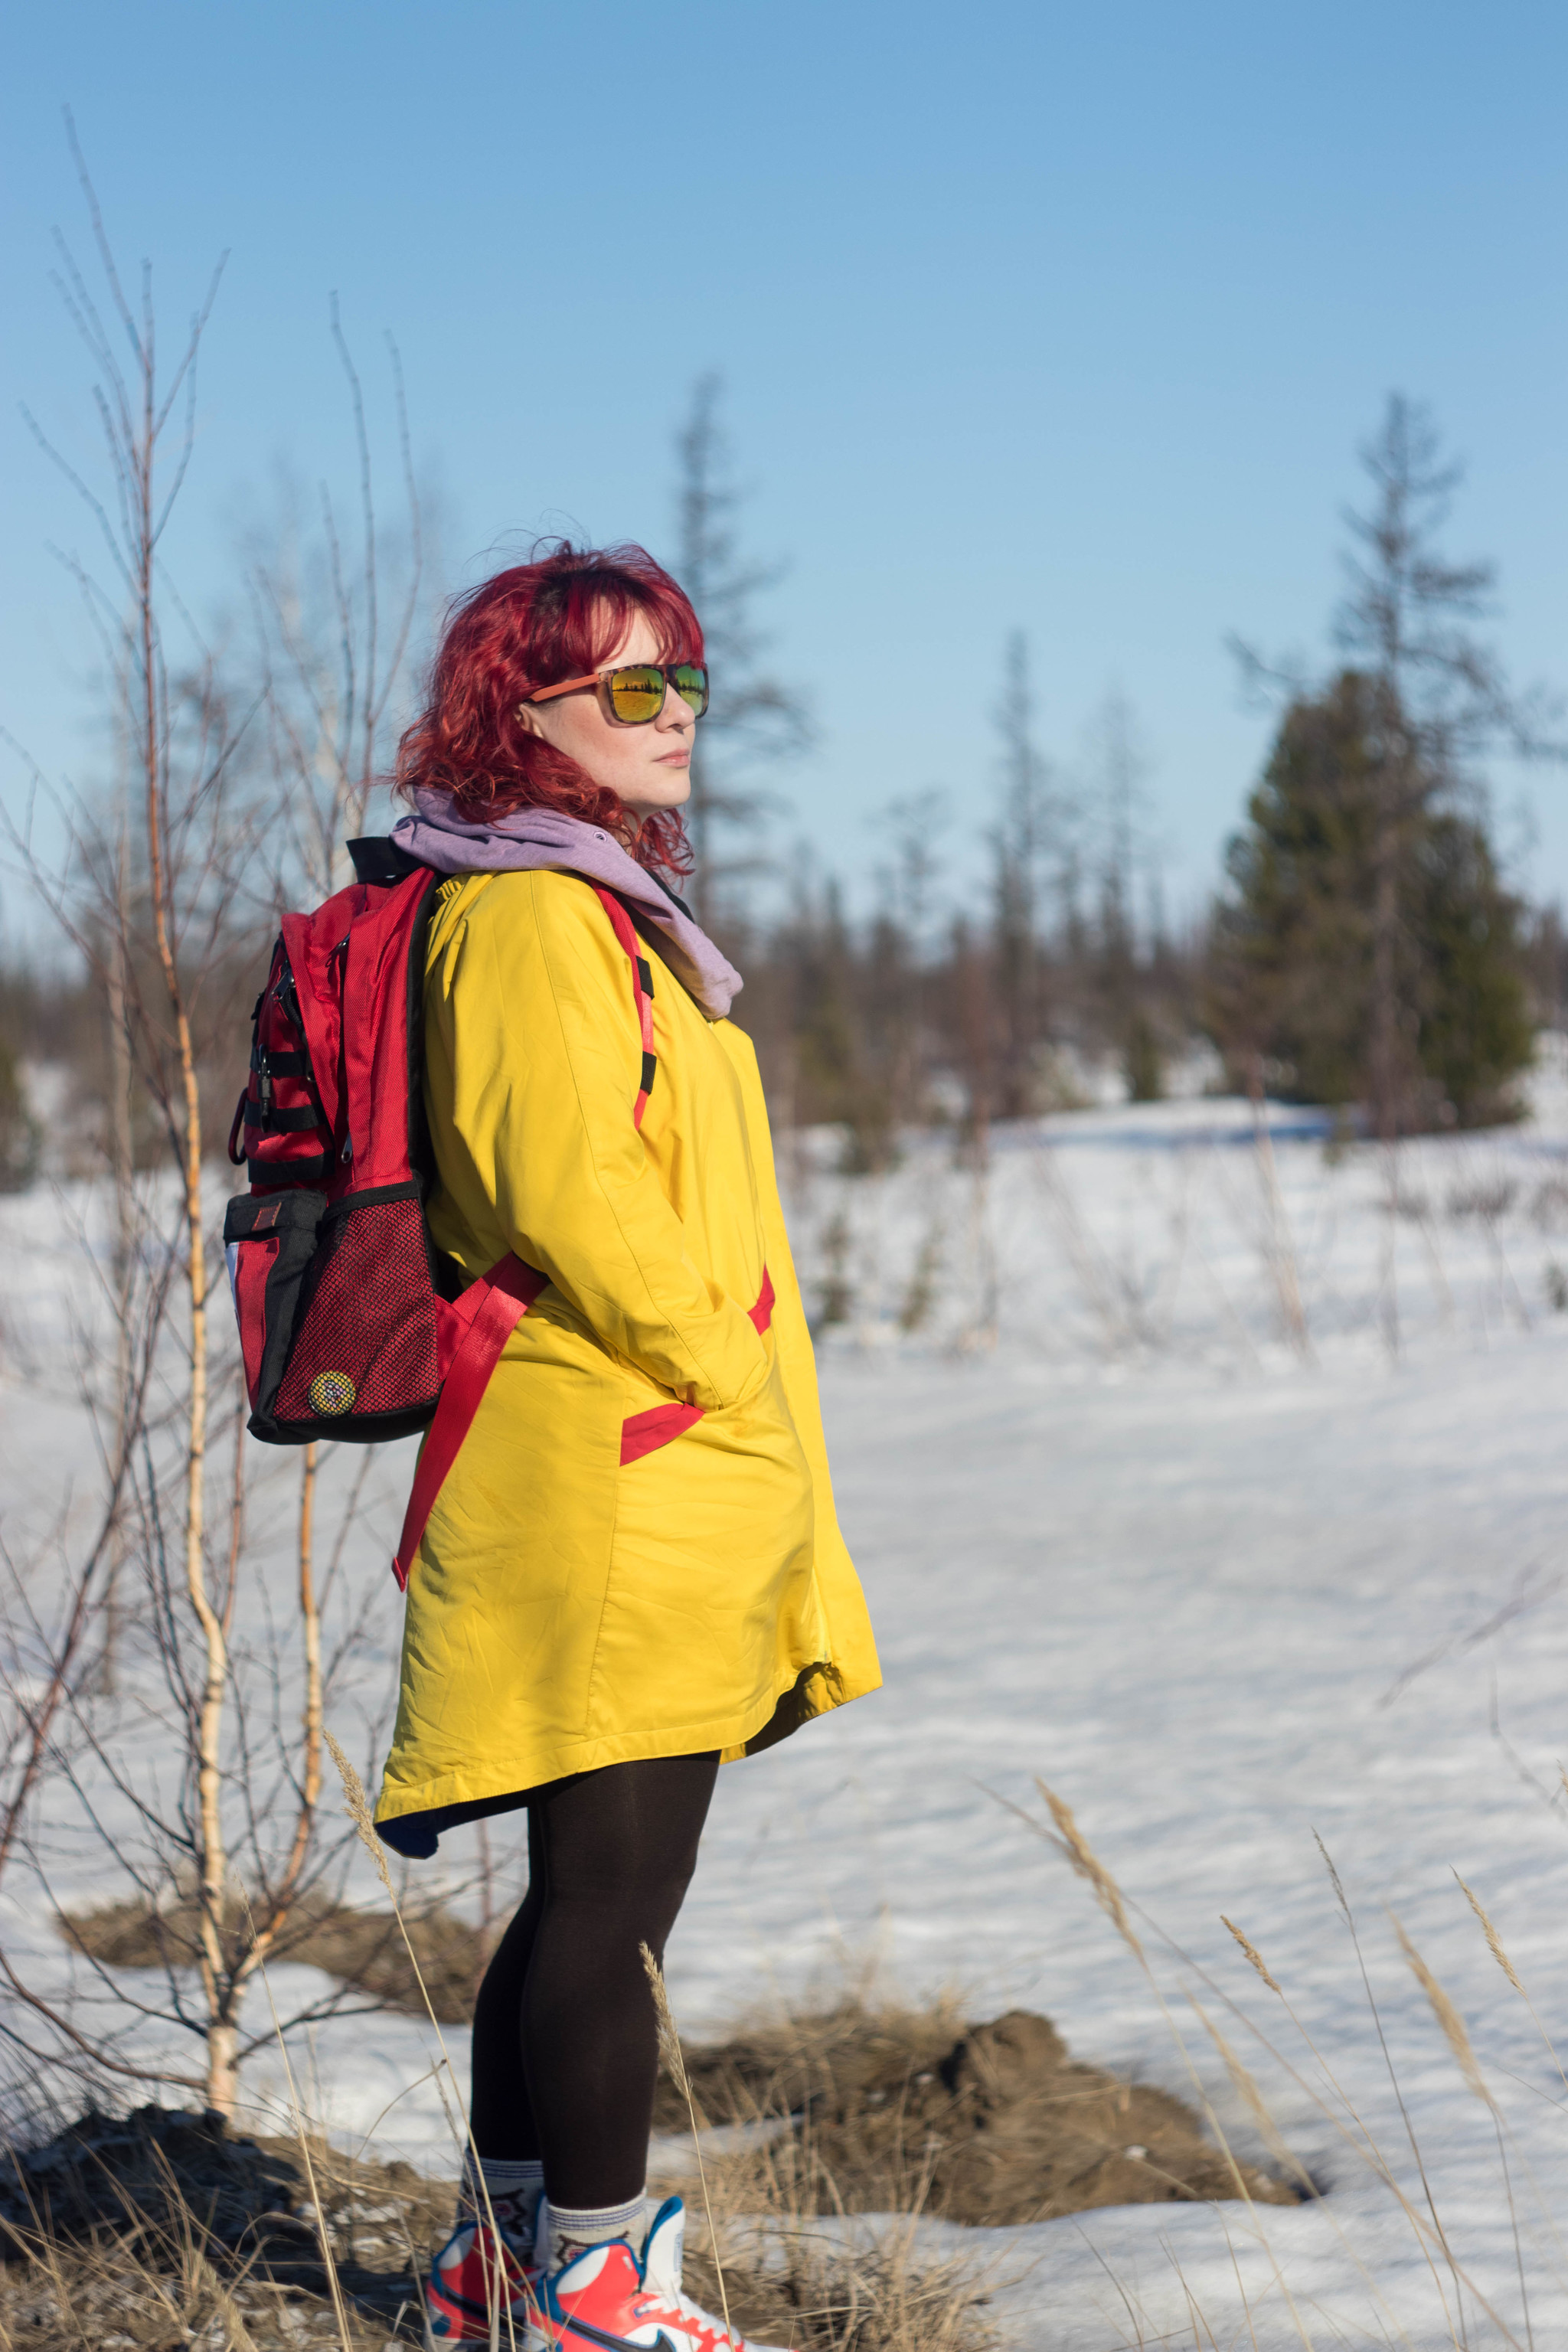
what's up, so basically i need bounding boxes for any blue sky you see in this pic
[4,0,1566,934]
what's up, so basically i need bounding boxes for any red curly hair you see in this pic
[395,541,701,875]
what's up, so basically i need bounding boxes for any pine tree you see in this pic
[1214,669,1532,1126]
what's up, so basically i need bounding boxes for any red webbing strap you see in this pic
[590,887,657,1128]
[390,1253,546,1589]
[616,1269,775,1466]
[620,1400,705,1465]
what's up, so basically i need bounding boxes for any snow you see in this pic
[7,1063,1568,2347]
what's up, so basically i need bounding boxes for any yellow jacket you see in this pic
[374,870,880,1839]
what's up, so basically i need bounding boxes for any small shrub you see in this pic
[1445,1175,1518,1221]
[0,1040,41,1194]
[1530,1172,1568,1231]
[813,1212,854,1330]
[897,1225,943,1334]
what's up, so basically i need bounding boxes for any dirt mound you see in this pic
[0,2105,988,2352]
[658,2001,1299,2223]
[0,2104,455,2347]
[0,2105,306,2253]
[61,1893,489,2024]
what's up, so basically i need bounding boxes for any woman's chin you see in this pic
[623,780,691,821]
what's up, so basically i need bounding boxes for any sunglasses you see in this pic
[527,662,710,725]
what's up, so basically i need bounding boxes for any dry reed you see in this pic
[641,1941,734,2350]
[245,1901,356,2352]
[1220,1916,1281,1996]
[1390,1914,1488,2107]
[325,1730,524,2351]
[1453,1873,1523,1994]
[1027,1779,1145,1963]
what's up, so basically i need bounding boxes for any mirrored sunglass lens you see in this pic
[672,665,709,714]
[607,667,665,720]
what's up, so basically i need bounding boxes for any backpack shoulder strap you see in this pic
[590,885,658,1127]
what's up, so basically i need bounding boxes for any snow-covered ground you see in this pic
[5,1062,1568,2347]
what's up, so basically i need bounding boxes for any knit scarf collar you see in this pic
[390,792,742,1020]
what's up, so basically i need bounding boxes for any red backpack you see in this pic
[224,837,658,1587]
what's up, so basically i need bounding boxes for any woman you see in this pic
[374,542,880,2349]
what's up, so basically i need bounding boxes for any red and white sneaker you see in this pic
[540,2197,784,2352]
[426,2215,544,2345]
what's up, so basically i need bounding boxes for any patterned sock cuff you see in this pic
[465,2154,545,2191]
[544,2190,648,2256]
[459,2154,545,2237]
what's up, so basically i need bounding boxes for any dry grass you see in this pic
[61,1893,492,2026]
[681,2200,991,2352]
[0,2087,995,2352]
[652,1998,1297,2227]
[0,2111,449,2351]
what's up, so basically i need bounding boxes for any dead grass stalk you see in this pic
[642,1942,734,2350]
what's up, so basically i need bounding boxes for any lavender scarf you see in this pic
[390,792,742,1020]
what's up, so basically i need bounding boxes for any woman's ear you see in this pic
[515,702,545,740]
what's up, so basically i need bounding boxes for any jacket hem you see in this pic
[374,1652,880,1841]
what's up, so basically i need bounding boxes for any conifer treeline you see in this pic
[1,391,1559,1192]
[704,394,1560,1153]
[718,661,1556,1161]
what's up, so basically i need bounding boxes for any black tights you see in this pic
[469,1753,719,2208]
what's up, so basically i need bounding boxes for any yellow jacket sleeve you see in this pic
[429,873,770,1413]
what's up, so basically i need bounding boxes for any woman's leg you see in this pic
[524,1750,718,2208]
[469,1805,547,2158]
[469,1752,719,2197]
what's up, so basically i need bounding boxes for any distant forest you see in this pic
[2,376,1562,1200]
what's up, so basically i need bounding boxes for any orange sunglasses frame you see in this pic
[526,662,708,717]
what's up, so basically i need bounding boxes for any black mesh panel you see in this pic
[273,1193,442,1423]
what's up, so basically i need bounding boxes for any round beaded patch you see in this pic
[308,1369,358,1417]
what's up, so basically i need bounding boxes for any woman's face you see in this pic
[518,610,697,828]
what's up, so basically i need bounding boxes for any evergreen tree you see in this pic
[673,374,807,930]
[1214,670,1532,1126]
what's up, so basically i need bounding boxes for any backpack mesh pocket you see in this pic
[271,1184,443,1433]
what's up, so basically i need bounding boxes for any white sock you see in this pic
[541,2190,648,2272]
[460,2153,545,2253]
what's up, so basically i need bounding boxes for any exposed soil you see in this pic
[656,2001,1301,2223]
[0,2103,990,2352]
[0,1993,1296,2352]
[61,1893,491,2024]
[0,2105,449,2347]
[8,1980,1292,2352]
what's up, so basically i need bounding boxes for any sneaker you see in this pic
[539,2197,784,2352]
[427,2215,544,2345]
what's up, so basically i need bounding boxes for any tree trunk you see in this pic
[205,2018,239,2120]
[96,839,136,1697]
[1369,722,1406,1361]
[139,447,223,2109]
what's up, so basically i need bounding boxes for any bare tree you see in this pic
[990,634,1063,1116]
[249,302,425,901]
[0,130,381,2116]
[1081,688,1165,1100]
[675,374,808,929]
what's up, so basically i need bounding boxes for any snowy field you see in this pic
[6,1059,1568,2347]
